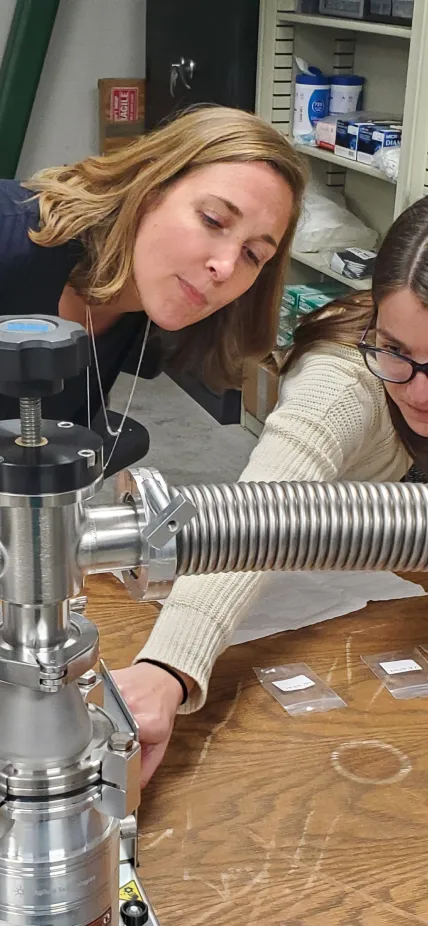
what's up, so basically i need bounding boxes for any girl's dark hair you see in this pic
[372,197,428,474]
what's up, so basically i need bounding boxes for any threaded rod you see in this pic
[19,398,42,446]
[172,481,428,575]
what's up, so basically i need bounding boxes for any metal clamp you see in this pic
[115,467,196,601]
[93,734,141,820]
[0,614,98,691]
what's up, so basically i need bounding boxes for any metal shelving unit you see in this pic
[256,0,428,287]
[277,11,412,39]
[242,0,428,436]
[294,141,396,183]
[290,247,371,290]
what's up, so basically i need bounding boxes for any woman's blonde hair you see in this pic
[26,105,306,389]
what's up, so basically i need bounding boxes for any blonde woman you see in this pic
[116,195,428,785]
[0,105,304,457]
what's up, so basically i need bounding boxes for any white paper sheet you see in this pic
[230,571,426,645]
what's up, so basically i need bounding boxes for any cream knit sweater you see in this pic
[136,343,410,712]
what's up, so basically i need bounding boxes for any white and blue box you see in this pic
[356,121,402,166]
[334,117,373,162]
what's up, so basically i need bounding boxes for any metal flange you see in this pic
[114,467,195,600]
[0,614,98,691]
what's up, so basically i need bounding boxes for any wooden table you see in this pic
[88,572,428,926]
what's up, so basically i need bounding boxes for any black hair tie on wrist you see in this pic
[136,657,189,705]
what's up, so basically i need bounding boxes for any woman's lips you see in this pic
[405,403,428,418]
[177,276,208,308]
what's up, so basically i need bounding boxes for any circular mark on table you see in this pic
[331,739,412,785]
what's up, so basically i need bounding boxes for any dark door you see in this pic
[145,0,260,130]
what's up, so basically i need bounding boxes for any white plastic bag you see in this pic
[373,145,401,181]
[294,181,378,253]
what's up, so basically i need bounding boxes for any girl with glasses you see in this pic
[359,197,428,464]
[115,196,428,788]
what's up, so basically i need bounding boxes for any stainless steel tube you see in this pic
[172,481,428,575]
[78,504,141,574]
[2,601,69,648]
[0,506,83,606]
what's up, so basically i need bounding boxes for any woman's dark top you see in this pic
[0,179,150,425]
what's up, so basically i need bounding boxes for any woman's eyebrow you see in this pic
[376,326,411,353]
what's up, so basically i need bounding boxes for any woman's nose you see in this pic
[206,247,239,282]
[407,371,428,404]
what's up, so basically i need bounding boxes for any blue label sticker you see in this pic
[0,320,53,333]
[308,88,329,125]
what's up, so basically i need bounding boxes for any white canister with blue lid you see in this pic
[329,75,365,115]
[293,70,331,141]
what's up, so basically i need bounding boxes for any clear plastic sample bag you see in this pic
[254,663,347,716]
[361,649,428,700]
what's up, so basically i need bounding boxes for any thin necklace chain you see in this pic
[85,305,151,474]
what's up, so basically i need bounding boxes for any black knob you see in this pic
[120,899,149,925]
[0,315,89,398]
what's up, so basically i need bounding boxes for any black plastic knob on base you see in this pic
[0,315,89,398]
[120,899,149,925]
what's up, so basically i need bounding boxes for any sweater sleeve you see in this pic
[134,347,379,712]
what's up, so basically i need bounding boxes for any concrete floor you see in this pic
[96,372,257,503]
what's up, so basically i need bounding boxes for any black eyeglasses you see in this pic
[358,317,428,385]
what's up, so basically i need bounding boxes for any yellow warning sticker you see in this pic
[119,880,143,902]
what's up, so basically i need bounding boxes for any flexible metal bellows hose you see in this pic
[172,481,428,576]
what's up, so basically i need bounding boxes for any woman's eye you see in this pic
[381,344,401,355]
[244,247,261,267]
[200,212,262,268]
[201,212,223,229]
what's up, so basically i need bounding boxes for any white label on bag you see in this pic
[379,659,422,676]
[273,675,315,692]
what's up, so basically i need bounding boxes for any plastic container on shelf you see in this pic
[392,0,414,23]
[319,0,371,18]
[293,72,331,141]
[294,0,320,10]
[370,0,413,21]
[369,0,393,21]
[329,75,364,114]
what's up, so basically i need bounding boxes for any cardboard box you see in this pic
[315,115,339,151]
[282,285,316,313]
[98,78,145,154]
[298,286,347,313]
[277,328,295,349]
[242,356,282,424]
[335,117,372,161]
[356,121,402,165]
[330,247,377,280]
[334,111,402,163]
[282,283,346,315]
[278,283,347,350]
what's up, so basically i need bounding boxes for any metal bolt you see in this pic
[78,449,96,468]
[120,814,138,840]
[77,669,97,687]
[19,397,42,446]
[108,731,135,752]
[2,763,16,777]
